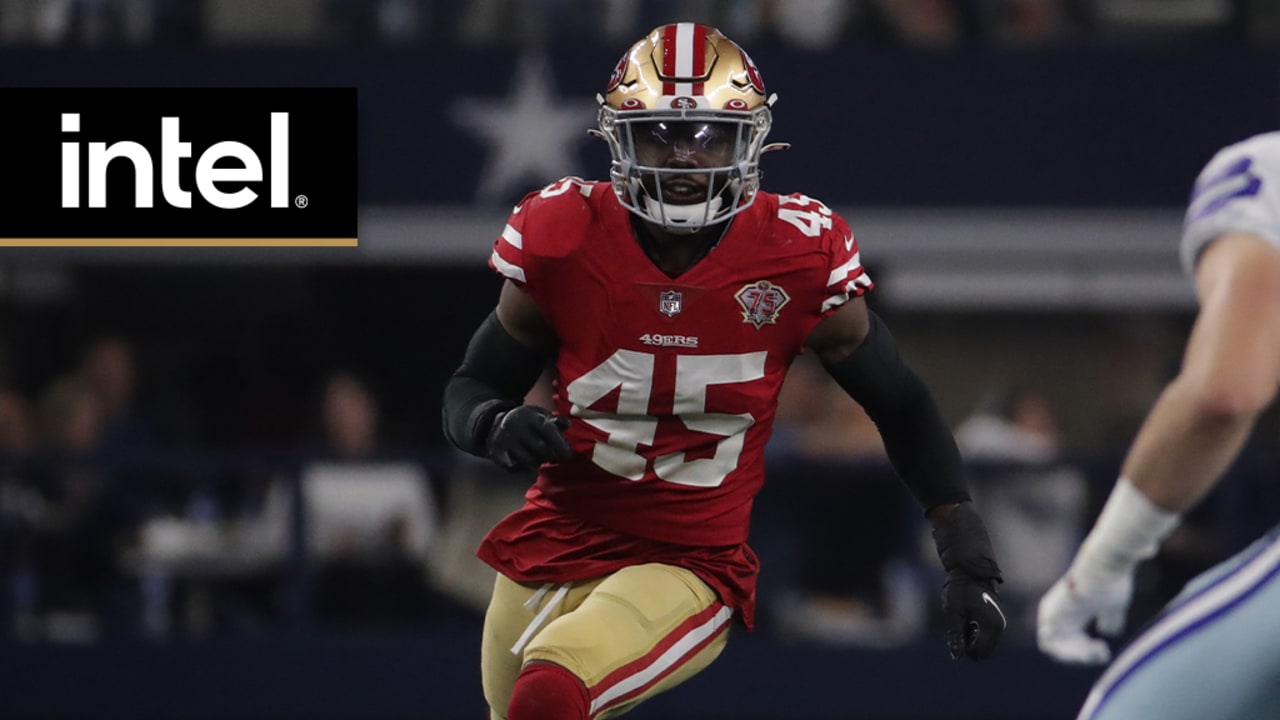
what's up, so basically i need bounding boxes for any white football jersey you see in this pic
[1181,131,1280,274]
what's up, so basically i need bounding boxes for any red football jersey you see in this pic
[478,177,872,628]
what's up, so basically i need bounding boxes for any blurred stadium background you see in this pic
[1,1,1279,718]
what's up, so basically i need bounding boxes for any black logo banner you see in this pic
[0,87,357,246]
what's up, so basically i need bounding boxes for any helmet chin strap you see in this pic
[642,196,724,233]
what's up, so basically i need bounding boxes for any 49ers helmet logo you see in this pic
[735,280,789,329]
[740,50,765,94]
[607,53,629,92]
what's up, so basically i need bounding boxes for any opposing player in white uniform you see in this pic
[1037,132,1280,719]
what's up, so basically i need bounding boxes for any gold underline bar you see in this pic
[0,238,359,247]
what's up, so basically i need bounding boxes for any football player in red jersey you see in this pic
[443,23,1006,720]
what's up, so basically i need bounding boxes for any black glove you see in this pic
[931,502,1006,660]
[485,405,573,473]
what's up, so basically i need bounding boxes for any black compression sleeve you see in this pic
[442,311,553,456]
[820,311,970,511]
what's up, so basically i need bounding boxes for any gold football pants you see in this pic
[481,563,732,719]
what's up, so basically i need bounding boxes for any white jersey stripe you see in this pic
[589,605,732,715]
[501,223,523,249]
[1078,534,1280,720]
[820,295,848,314]
[820,276,874,312]
[490,249,526,283]
[825,252,864,287]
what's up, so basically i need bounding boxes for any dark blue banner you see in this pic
[2,47,1274,207]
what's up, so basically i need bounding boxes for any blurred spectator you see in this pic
[37,375,103,454]
[873,0,966,45]
[771,0,855,48]
[954,385,1087,643]
[457,0,719,46]
[20,375,113,641]
[455,0,543,46]
[324,0,434,45]
[78,336,153,453]
[310,499,440,626]
[202,0,325,45]
[769,355,889,460]
[0,0,1265,47]
[0,388,37,639]
[863,0,1072,46]
[426,372,552,614]
[1089,0,1240,44]
[983,0,1074,44]
[1248,0,1280,44]
[304,370,447,626]
[0,388,34,455]
[320,372,379,460]
[956,385,1061,462]
[758,357,927,648]
[0,0,157,45]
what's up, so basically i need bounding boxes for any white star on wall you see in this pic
[451,54,599,205]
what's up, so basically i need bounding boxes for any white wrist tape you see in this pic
[1072,477,1181,580]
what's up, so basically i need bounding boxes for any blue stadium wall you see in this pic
[1,46,1274,207]
[6,620,1100,719]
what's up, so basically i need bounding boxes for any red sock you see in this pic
[506,661,590,720]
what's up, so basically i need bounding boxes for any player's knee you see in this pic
[507,661,590,720]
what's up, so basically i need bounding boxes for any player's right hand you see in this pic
[1036,567,1134,665]
[485,405,573,473]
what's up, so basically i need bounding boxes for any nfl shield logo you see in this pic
[659,290,683,317]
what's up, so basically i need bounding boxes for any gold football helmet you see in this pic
[597,24,777,233]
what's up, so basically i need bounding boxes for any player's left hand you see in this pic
[931,502,1007,660]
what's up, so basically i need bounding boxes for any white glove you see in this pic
[1036,567,1133,665]
[1037,478,1179,666]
